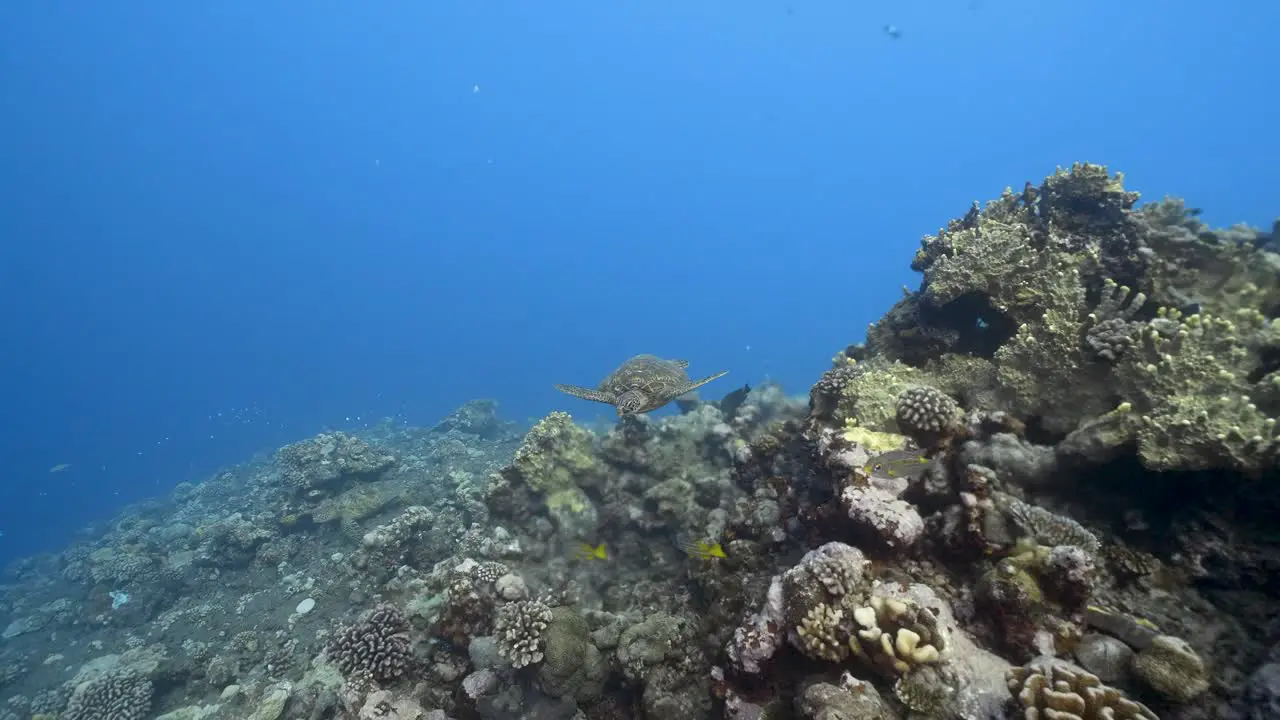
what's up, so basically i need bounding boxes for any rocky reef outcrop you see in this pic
[1,166,1277,720]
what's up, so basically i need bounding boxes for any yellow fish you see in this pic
[863,449,931,479]
[48,463,71,473]
[681,538,727,560]
[575,542,608,561]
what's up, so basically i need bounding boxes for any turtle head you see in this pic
[615,390,647,415]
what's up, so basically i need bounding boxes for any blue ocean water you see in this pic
[0,1,1275,566]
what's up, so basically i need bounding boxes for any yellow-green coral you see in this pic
[834,360,930,431]
[512,411,600,496]
[545,488,590,515]
[1114,308,1280,473]
[840,420,908,453]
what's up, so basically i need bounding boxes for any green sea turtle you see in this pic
[554,355,729,415]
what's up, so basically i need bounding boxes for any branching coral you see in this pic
[796,603,848,662]
[780,542,869,630]
[493,599,553,668]
[846,594,947,677]
[818,359,933,431]
[1007,657,1156,719]
[326,605,412,684]
[1084,278,1148,362]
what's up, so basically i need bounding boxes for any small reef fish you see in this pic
[575,542,609,561]
[48,463,71,473]
[863,449,931,479]
[681,538,727,560]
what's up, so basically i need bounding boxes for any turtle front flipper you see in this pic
[554,383,616,405]
[675,370,729,397]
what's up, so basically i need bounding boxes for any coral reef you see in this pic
[1,166,1277,719]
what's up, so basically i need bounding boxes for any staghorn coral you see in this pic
[326,605,412,684]
[493,599,553,668]
[63,669,153,720]
[1007,657,1156,719]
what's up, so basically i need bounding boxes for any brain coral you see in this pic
[63,669,153,720]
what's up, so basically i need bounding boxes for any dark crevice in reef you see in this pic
[929,292,1017,358]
